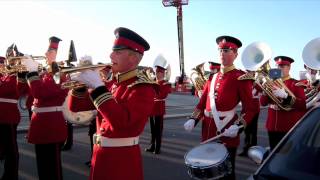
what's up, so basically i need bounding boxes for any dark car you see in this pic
[247,104,320,180]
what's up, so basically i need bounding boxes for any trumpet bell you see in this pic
[241,42,272,71]
[302,37,320,70]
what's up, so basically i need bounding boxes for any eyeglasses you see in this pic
[218,48,234,53]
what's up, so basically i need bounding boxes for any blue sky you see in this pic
[0,0,319,81]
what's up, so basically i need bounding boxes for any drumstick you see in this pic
[200,125,244,145]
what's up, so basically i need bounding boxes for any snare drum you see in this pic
[184,142,232,180]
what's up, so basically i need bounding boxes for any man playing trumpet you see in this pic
[67,27,158,180]
[20,36,68,180]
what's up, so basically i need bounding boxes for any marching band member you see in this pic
[0,56,21,180]
[68,27,158,180]
[21,36,68,180]
[184,36,257,179]
[296,64,320,109]
[145,65,171,154]
[260,56,306,150]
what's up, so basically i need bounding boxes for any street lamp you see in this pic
[162,0,189,85]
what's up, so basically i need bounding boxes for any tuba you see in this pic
[301,37,320,108]
[240,42,296,111]
[190,63,207,93]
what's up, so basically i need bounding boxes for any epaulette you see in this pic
[237,72,255,81]
[127,70,158,88]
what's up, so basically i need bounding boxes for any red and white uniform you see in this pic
[68,69,157,180]
[151,80,171,116]
[0,74,21,125]
[260,77,307,132]
[25,71,68,144]
[191,66,257,148]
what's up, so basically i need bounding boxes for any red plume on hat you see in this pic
[48,36,62,51]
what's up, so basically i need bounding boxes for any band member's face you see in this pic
[277,64,290,77]
[45,50,57,65]
[110,49,137,74]
[156,67,165,81]
[218,48,237,66]
[306,67,318,75]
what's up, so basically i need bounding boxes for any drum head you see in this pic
[185,143,228,168]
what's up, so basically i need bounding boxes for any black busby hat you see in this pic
[274,56,294,65]
[113,27,150,54]
[48,36,62,51]
[216,35,242,49]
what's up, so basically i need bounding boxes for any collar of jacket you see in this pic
[221,64,235,74]
[115,69,138,83]
[282,75,291,81]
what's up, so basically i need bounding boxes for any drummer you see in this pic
[184,36,257,179]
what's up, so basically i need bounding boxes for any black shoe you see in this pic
[238,151,248,157]
[153,149,161,154]
[85,161,91,167]
[145,145,155,153]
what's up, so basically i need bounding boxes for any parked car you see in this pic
[247,104,320,180]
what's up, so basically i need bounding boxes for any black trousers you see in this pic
[0,124,19,180]
[148,115,164,152]
[241,113,259,152]
[35,143,63,180]
[88,120,97,159]
[61,122,73,150]
[268,131,286,150]
[223,147,237,180]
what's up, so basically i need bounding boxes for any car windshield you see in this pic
[256,107,320,180]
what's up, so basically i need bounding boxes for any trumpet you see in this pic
[60,63,111,89]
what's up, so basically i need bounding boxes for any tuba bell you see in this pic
[190,62,207,93]
[301,37,320,108]
[240,42,296,111]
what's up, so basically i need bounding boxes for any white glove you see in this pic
[272,87,288,99]
[21,57,39,72]
[223,125,240,138]
[184,119,195,132]
[76,70,104,89]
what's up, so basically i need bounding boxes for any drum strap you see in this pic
[209,73,235,132]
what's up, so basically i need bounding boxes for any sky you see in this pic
[0,0,319,82]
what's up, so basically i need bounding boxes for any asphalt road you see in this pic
[1,93,269,180]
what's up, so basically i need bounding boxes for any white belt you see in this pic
[154,99,165,102]
[32,106,63,113]
[269,104,280,111]
[0,98,18,104]
[204,109,236,118]
[93,134,139,147]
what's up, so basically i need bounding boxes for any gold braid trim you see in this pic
[71,89,87,98]
[190,108,202,119]
[91,92,113,108]
[127,70,157,88]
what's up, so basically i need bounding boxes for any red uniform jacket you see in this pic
[0,74,21,124]
[260,77,307,132]
[68,69,157,180]
[191,66,257,148]
[25,72,68,144]
[150,80,171,116]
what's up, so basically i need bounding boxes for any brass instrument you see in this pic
[60,64,110,89]
[301,37,320,108]
[190,63,207,93]
[0,55,46,74]
[240,42,296,111]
